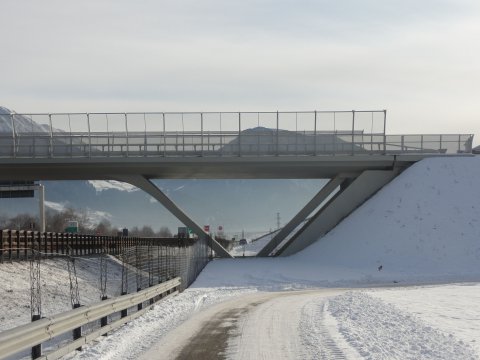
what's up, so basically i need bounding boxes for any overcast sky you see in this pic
[1,0,479,143]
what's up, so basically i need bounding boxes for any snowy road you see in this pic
[139,289,361,360]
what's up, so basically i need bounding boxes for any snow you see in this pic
[328,290,477,359]
[229,230,279,256]
[194,156,480,288]
[88,180,139,193]
[0,256,124,333]
[2,156,480,359]
[366,283,480,355]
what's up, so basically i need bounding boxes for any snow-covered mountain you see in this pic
[0,106,49,133]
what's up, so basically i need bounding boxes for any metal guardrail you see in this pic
[0,277,181,360]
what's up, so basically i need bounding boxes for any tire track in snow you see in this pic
[300,297,362,360]
[328,291,477,360]
[227,290,348,360]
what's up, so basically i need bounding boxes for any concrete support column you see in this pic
[117,175,233,259]
[257,175,347,257]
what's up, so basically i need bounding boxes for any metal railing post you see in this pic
[313,110,317,156]
[87,113,91,158]
[238,112,241,157]
[10,113,16,158]
[383,110,387,154]
[276,111,279,156]
[351,110,355,155]
[163,113,166,157]
[125,113,129,157]
[201,112,204,157]
[48,114,53,157]
[143,113,147,157]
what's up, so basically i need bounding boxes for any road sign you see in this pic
[0,180,35,198]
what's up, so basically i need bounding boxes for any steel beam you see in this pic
[276,170,399,256]
[118,175,233,259]
[257,175,347,257]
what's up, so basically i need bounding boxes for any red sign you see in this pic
[204,225,210,232]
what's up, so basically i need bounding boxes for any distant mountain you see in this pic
[0,107,49,133]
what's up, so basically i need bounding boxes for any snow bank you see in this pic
[328,291,477,359]
[0,256,124,332]
[193,156,480,288]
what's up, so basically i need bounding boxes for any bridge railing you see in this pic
[0,111,474,158]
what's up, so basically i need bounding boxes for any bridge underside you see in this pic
[0,154,435,258]
[0,154,425,181]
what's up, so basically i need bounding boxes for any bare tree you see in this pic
[7,213,38,230]
[158,226,172,237]
[94,219,113,235]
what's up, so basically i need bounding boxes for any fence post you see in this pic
[100,248,108,334]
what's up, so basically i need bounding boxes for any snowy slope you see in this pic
[194,156,480,288]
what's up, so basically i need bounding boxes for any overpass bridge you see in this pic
[0,110,474,258]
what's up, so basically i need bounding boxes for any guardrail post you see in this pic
[72,303,82,350]
[31,314,42,359]
[101,295,108,335]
